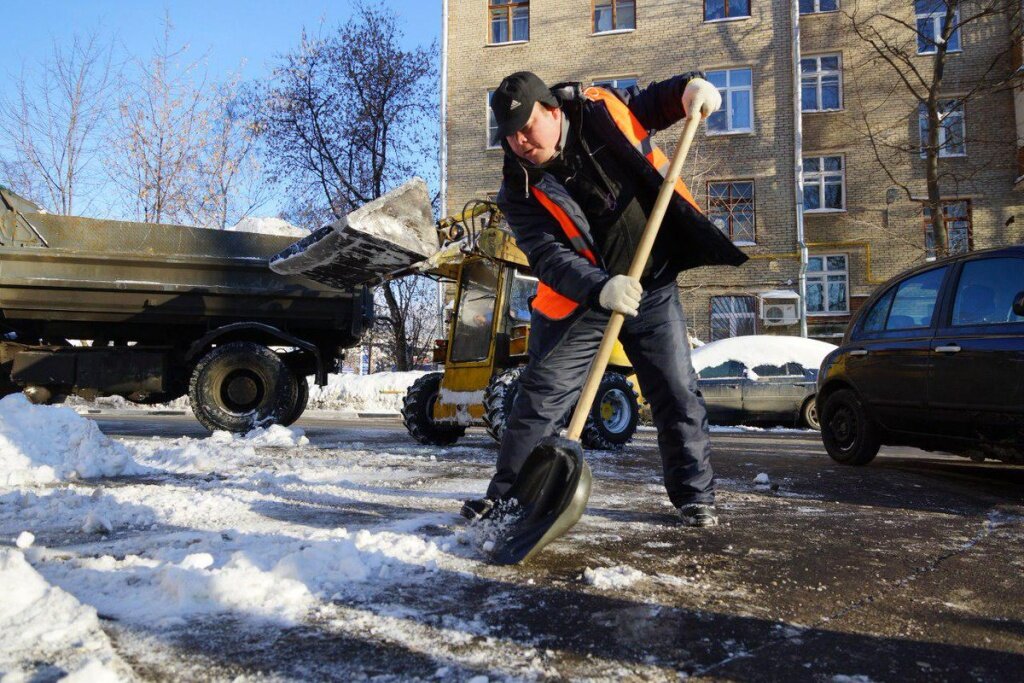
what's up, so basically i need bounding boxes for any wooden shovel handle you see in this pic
[565,115,702,442]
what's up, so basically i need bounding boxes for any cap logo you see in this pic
[509,99,521,110]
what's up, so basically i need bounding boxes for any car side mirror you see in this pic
[1014,291,1024,317]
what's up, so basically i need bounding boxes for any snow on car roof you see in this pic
[691,335,837,372]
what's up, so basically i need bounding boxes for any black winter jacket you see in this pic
[496,74,748,316]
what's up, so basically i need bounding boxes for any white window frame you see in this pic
[802,154,846,212]
[487,90,501,149]
[799,0,840,13]
[710,295,758,341]
[593,0,636,35]
[915,1,962,55]
[591,77,639,91]
[919,100,966,158]
[801,54,843,112]
[806,254,850,315]
[706,68,754,135]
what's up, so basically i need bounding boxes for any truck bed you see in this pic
[0,198,367,344]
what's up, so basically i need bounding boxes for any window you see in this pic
[884,266,948,330]
[711,296,757,340]
[490,1,529,44]
[704,0,751,21]
[801,55,842,111]
[592,77,639,91]
[807,255,849,314]
[800,0,839,13]
[594,0,635,33]
[861,288,896,333]
[486,90,501,149]
[708,181,755,244]
[802,155,844,211]
[923,200,971,258]
[699,360,747,379]
[508,272,538,322]
[952,258,1024,326]
[752,362,807,377]
[450,260,498,362]
[707,68,753,134]
[915,0,961,55]
[919,100,965,157]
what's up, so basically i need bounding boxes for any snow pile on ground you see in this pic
[237,424,309,447]
[38,527,447,627]
[583,565,645,590]
[0,548,130,681]
[0,394,148,485]
[692,335,837,374]
[308,371,427,414]
[127,425,307,473]
[226,216,308,237]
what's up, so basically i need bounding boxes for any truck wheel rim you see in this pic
[221,370,264,412]
[600,389,631,433]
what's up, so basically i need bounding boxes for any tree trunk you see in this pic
[381,282,410,371]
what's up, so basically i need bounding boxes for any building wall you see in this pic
[445,0,1023,344]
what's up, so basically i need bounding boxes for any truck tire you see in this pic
[188,342,298,434]
[820,388,880,465]
[402,372,466,446]
[581,373,639,451]
[483,366,525,443]
[281,373,310,427]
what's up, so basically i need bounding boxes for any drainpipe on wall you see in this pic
[438,0,450,345]
[792,0,809,338]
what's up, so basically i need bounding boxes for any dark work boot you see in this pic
[678,503,719,528]
[460,497,496,521]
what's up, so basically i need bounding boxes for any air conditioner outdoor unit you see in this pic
[759,290,801,326]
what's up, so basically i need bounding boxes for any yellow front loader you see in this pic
[400,201,642,449]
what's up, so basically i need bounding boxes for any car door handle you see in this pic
[726,384,739,389]
[849,349,868,357]
[935,344,961,354]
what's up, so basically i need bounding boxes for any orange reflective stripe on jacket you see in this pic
[530,186,597,319]
[583,86,701,211]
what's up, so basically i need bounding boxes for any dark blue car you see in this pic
[816,245,1024,465]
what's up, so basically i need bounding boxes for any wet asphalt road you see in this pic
[89,412,1024,682]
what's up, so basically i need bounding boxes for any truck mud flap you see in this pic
[269,178,438,289]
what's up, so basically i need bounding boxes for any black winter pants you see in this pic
[486,282,715,507]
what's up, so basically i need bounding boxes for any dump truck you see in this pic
[0,186,373,432]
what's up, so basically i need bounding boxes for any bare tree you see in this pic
[107,17,209,224]
[368,275,442,371]
[184,75,269,228]
[255,3,439,370]
[0,31,113,215]
[844,0,1021,258]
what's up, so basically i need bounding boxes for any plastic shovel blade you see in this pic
[269,178,439,289]
[486,436,593,565]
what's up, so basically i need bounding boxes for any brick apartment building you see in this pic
[441,0,1023,342]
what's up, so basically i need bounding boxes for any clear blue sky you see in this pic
[3,1,440,89]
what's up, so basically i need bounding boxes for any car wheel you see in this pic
[820,388,880,465]
[802,396,821,431]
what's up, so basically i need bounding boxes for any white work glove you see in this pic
[598,275,642,317]
[681,78,722,119]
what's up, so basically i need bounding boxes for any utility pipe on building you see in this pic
[438,0,450,344]
[792,0,809,338]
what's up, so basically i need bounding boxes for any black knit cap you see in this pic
[491,71,559,138]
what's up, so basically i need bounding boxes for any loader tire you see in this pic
[483,366,525,444]
[189,342,298,434]
[402,372,466,446]
[580,372,639,451]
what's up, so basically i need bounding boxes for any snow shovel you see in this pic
[487,113,704,566]
[269,178,439,289]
